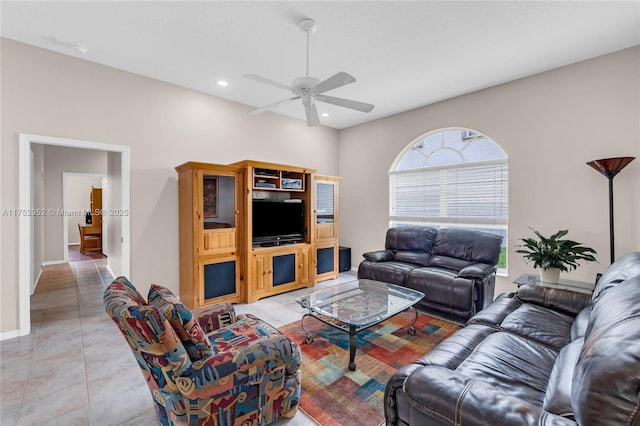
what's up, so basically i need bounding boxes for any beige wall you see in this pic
[43,146,107,260]
[339,46,640,296]
[1,38,339,334]
[66,174,104,246]
[1,37,638,336]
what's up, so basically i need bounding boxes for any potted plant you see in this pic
[516,228,597,283]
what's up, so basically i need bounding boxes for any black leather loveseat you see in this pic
[358,226,503,323]
[385,252,640,426]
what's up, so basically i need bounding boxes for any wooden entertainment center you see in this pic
[175,160,340,308]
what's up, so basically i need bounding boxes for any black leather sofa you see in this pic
[358,226,503,323]
[384,251,640,426]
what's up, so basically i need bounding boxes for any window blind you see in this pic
[389,159,508,226]
[316,182,334,220]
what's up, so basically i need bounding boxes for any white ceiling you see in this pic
[2,1,639,129]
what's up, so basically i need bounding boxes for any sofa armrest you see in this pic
[401,366,575,426]
[363,249,395,262]
[194,303,237,333]
[176,333,301,399]
[458,263,496,279]
[516,284,592,316]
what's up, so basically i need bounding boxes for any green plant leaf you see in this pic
[517,228,597,272]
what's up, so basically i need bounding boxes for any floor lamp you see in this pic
[586,156,635,264]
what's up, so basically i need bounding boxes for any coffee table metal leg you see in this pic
[348,325,357,371]
[301,313,314,344]
[408,307,418,335]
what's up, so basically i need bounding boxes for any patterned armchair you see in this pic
[104,277,301,426]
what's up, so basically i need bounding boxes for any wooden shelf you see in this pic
[253,168,305,192]
[177,160,340,306]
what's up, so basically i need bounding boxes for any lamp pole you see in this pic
[606,172,616,264]
[586,157,635,265]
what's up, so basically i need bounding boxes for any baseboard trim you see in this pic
[0,329,22,341]
[42,260,66,266]
[32,267,44,295]
[106,265,116,283]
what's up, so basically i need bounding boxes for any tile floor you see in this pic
[0,258,356,425]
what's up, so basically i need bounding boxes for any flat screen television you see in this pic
[252,199,305,245]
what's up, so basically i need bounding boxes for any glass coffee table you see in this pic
[296,279,424,371]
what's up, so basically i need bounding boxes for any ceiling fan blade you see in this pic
[248,96,300,115]
[304,100,320,127]
[314,94,375,113]
[244,74,293,92]
[313,72,356,94]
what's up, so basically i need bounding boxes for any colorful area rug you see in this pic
[279,311,461,426]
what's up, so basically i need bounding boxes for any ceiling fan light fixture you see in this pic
[245,18,374,127]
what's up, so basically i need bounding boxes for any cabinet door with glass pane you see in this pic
[176,162,244,308]
[314,175,340,282]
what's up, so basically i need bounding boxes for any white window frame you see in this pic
[389,129,508,274]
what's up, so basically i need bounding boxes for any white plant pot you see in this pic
[540,268,561,284]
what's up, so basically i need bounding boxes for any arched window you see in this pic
[389,128,508,272]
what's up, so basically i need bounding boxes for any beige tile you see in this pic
[32,335,83,360]
[0,401,19,426]
[116,410,158,426]
[23,362,86,402]
[4,259,354,425]
[17,383,87,424]
[88,384,155,426]
[40,407,90,426]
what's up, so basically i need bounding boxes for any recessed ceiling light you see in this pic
[321,113,329,117]
[217,80,228,87]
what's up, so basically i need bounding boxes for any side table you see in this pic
[513,273,594,294]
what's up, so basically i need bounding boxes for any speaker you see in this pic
[339,246,351,272]
[317,247,335,275]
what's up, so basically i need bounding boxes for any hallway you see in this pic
[0,260,157,425]
[0,258,345,425]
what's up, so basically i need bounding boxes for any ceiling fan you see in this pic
[245,18,374,127]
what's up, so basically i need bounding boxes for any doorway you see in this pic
[63,172,107,263]
[18,133,131,337]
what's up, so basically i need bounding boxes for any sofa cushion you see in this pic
[591,251,640,303]
[430,228,503,265]
[406,267,475,312]
[362,249,394,263]
[426,254,472,272]
[148,284,214,361]
[570,305,591,341]
[459,263,496,278]
[543,337,583,418]
[497,303,574,351]
[516,284,592,317]
[385,226,438,253]
[109,276,148,305]
[454,331,558,406]
[572,276,640,425]
[394,251,430,267]
[357,260,417,286]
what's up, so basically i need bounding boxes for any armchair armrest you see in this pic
[402,366,575,426]
[194,303,237,333]
[363,249,394,262]
[516,284,592,316]
[175,333,301,399]
[458,263,496,279]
